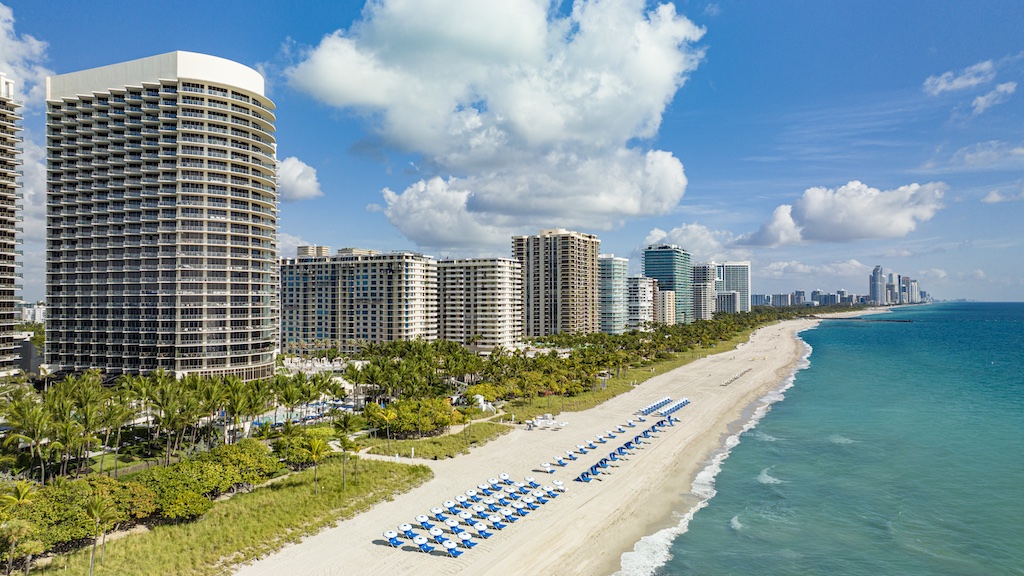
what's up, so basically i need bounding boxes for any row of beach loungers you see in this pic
[570,397,691,483]
[382,474,566,557]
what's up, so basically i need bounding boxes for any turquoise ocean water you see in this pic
[617,302,1024,576]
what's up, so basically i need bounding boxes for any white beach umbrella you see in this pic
[430,507,444,516]
[455,494,468,506]
[499,472,511,482]
[383,530,398,539]
[458,511,473,521]
[522,496,536,505]
[444,518,460,529]
[487,514,503,524]
[443,500,457,509]
[398,523,412,532]
[443,540,459,550]
[483,498,496,506]
[415,514,430,524]
[413,536,428,545]
[488,477,500,486]
[472,504,486,514]
[429,527,445,538]
[458,532,474,543]
[524,476,536,484]
[552,479,565,491]
[532,490,546,499]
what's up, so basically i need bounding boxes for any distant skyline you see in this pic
[3,0,1023,302]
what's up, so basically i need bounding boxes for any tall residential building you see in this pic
[751,294,771,307]
[653,289,676,325]
[0,72,23,377]
[598,254,628,335]
[280,247,438,353]
[626,276,656,330]
[772,293,793,307]
[869,265,886,304]
[45,52,278,380]
[513,228,600,337]
[438,258,522,352]
[716,261,751,313]
[716,291,740,314]
[643,244,691,324]
[691,263,719,321]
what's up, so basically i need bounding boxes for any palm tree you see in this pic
[301,437,331,495]
[0,481,37,576]
[84,495,116,576]
[337,436,359,491]
[2,396,51,484]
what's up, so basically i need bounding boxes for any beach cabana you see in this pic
[442,540,463,558]
[415,515,434,530]
[384,531,402,548]
[414,535,435,554]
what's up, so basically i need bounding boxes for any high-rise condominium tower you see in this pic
[716,261,751,313]
[870,265,885,304]
[279,247,438,354]
[626,276,656,330]
[0,73,23,377]
[513,228,600,337]
[643,244,691,324]
[691,263,719,321]
[438,258,522,352]
[45,52,277,380]
[598,254,628,335]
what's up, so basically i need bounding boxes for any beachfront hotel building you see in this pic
[44,52,278,380]
[643,244,691,324]
[691,263,719,321]
[626,276,656,330]
[438,258,522,352]
[598,254,628,335]
[513,228,600,337]
[653,289,676,326]
[0,72,23,377]
[716,261,751,313]
[280,247,438,353]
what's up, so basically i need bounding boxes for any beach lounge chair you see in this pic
[610,453,619,462]
[526,476,540,488]
[501,508,519,523]
[565,450,578,461]
[575,472,591,482]
[532,490,549,504]
[487,514,507,529]
[512,502,529,516]
[596,435,607,444]
[445,519,465,534]
[590,465,601,476]
[430,527,448,543]
[472,522,493,539]
[499,473,513,484]
[432,509,448,522]
[399,523,417,539]
[542,463,555,474]
[384,530,402,548]
[458,532,478,549]
[442,540,463,558]
[456,494,470,507]
[587,441,598,449]
[523,497,539,510]
[555,457,567,466]
[458,511,474,523]
[444,500,459,515]
[542,485,559,498]
[413,536,435,554]
[415,515,435,530]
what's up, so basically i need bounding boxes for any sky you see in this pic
[3,0,1023,302]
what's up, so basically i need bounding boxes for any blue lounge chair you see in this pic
[556,458,567,466]
[473,524,493,539]
[610,453,619,462]
[415,515,435,530]
[458,533,478,549]
[414,536,435,554]
[443,541,463,557]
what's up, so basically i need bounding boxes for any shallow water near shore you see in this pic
[621,303,1024,576]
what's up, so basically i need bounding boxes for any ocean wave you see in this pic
[751,431,779,442]
[827,435,856,445]
[614,337,814,576]
[756,467,784,485]
[729,515,743,531]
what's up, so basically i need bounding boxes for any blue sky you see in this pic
[4,0,1023,302]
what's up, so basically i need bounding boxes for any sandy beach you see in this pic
[234,312,881,576]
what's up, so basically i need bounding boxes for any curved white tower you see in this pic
[45,52,277,380]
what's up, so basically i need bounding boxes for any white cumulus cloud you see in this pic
[972,81,1016,115]
[277,157,323,201]
[981,187,1024,203]
[761,259,871,279]
[918,268,948,280]
[0,3,52,106]
[642,222,750,263]
[923,60,995,96]
[738,180,946,247]
[286,0,705,251]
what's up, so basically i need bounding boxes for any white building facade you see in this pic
[438,258,522,352]
[0,72,22,377]
[598,254,628,335]
[45,52,278,380]
[626,276,656,330]
[716,261,751,313]
[513,228,600,337]
[691,263,718,321]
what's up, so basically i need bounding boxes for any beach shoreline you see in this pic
[233,309,888,576]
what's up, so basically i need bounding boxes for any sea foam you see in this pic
[614,338,813,576]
